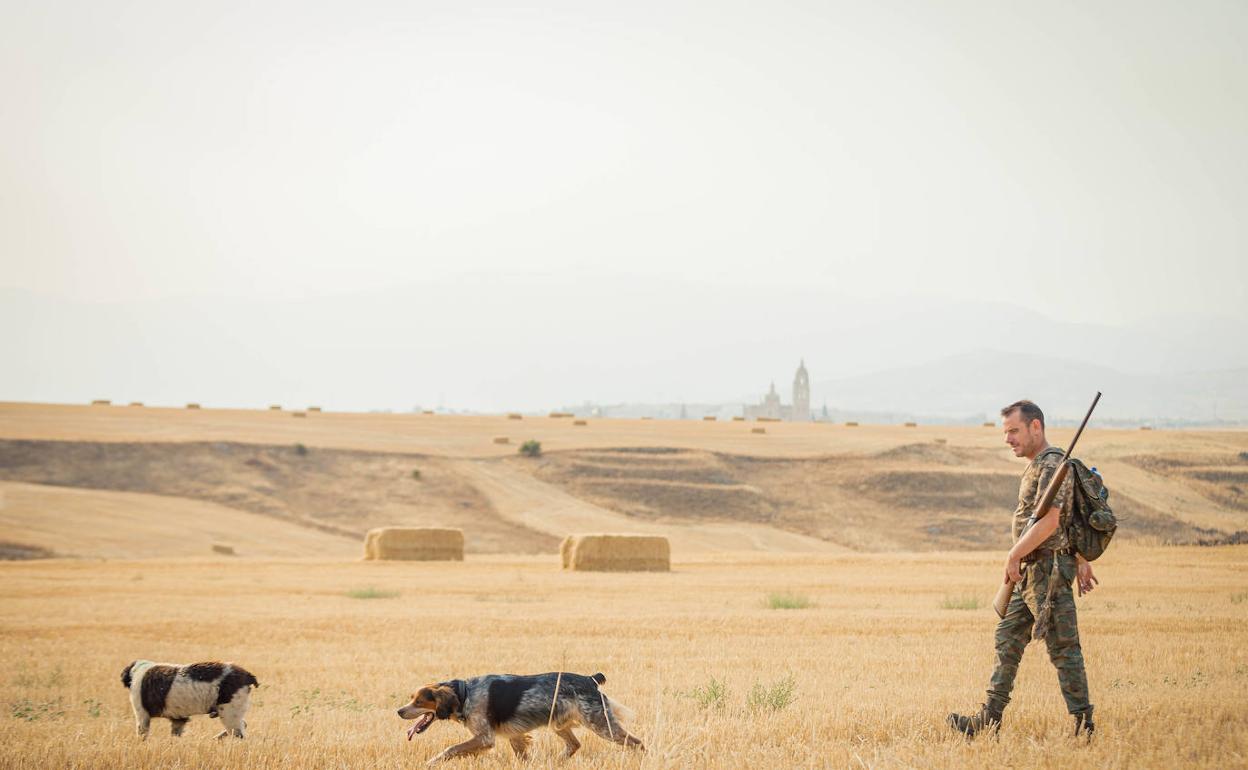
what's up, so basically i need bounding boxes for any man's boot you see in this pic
[1074,711,1095,739]
[947,703,1003,738]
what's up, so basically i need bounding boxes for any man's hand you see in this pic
[1004,553,1022,584]
[1076,556,1098,596]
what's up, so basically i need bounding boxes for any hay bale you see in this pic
[934,438,947,445]
[757,416,780,423]
[845,421,859,427]
[731,416,745,421]
[292,411,307,418]
[1140,425,1153,431]
[573,419,588,426]
[506,412,523,420]
[702,416,717,421]
[211,543,235,556]
[186,403,201,409]
[308,406,322,412]
[363,527,464,561]
[129,402,143,407]
[751,427,766,434]
[269,405,282,411]
[549,412,574,418]
[983,421,995,427]
[641,416,654,420]
[422,410,434,415]
[493,436,510,444]
[90,399,111,406]
[904,422,918,427]
[561,534,669,572]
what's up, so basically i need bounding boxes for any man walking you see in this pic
[948,400,1098,738]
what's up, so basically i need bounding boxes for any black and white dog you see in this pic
[398,671,642,764]
[120,660,258,738]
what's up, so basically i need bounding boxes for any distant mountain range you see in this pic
[2,282,1245,423]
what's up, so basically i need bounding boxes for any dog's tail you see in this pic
[602,695,636,727]
[591,672,606,685]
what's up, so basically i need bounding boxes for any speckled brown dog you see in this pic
[397,672,642,764]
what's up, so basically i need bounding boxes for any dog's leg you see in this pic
[215,687,251,738]
[508,734,532,759]
[135,712,151,739]
[170,718,189,737]
[427,733,494,766]
[554,727,581,759]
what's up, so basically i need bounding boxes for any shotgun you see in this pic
[992,392,1102,618]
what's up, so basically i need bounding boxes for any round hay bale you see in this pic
[561,534,669,572]
[493,436,510,444]
[269,405,282,411]
[845,421,859,427]
[904,422,918,427]
[702,416,717,421]
[308,406,323,412]
[292,411,307,418]
[186,403,201,409]
[751,427,766,434]
[363,527,464,561]
[573,419,588,426]
[507,413,523,420]
[211,543,236,556]
[90,399,111,406]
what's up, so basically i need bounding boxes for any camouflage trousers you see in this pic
[986,553,1092,716]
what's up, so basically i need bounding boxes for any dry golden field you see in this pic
[0,402,1246,768]
[0,547,1245,769]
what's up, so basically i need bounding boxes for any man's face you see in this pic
[1002,411,1042,458]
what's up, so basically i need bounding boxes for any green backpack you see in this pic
[1065,459,1117,561]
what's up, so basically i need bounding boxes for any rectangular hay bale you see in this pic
[751,427,766,434]
[507,413,523,420]
[363,527,464,561]
[493,436,510,444]
[561,534,669,572]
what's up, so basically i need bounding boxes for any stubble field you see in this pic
[1,546,1245,769]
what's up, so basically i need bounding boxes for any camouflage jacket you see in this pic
[1012,446,1075,552]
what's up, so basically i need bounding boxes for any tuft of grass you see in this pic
[345,587,398,600]
[519,440,542,458]
[685,677,730,711]
[293,442,308,456]
[941,595,983,610]
[747,675,797,713]
[1233,592,1247,604]
[410,469,422,480]
[765,591,812,610]
[10,697,66,722]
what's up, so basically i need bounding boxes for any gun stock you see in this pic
[992,392,1101,619]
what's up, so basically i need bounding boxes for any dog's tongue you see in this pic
[406,721,421,741]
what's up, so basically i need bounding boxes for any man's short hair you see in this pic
[1001,400,1045,430]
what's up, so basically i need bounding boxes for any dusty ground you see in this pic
[0,546,1244,769]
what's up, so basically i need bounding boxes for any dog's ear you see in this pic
[433,686,459,719]
[121,661,135,689]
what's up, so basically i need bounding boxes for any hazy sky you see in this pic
[2,1,1246,411]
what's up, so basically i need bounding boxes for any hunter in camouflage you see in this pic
[948,400,1098,738]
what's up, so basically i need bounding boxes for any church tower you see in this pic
[792,359,811,422]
